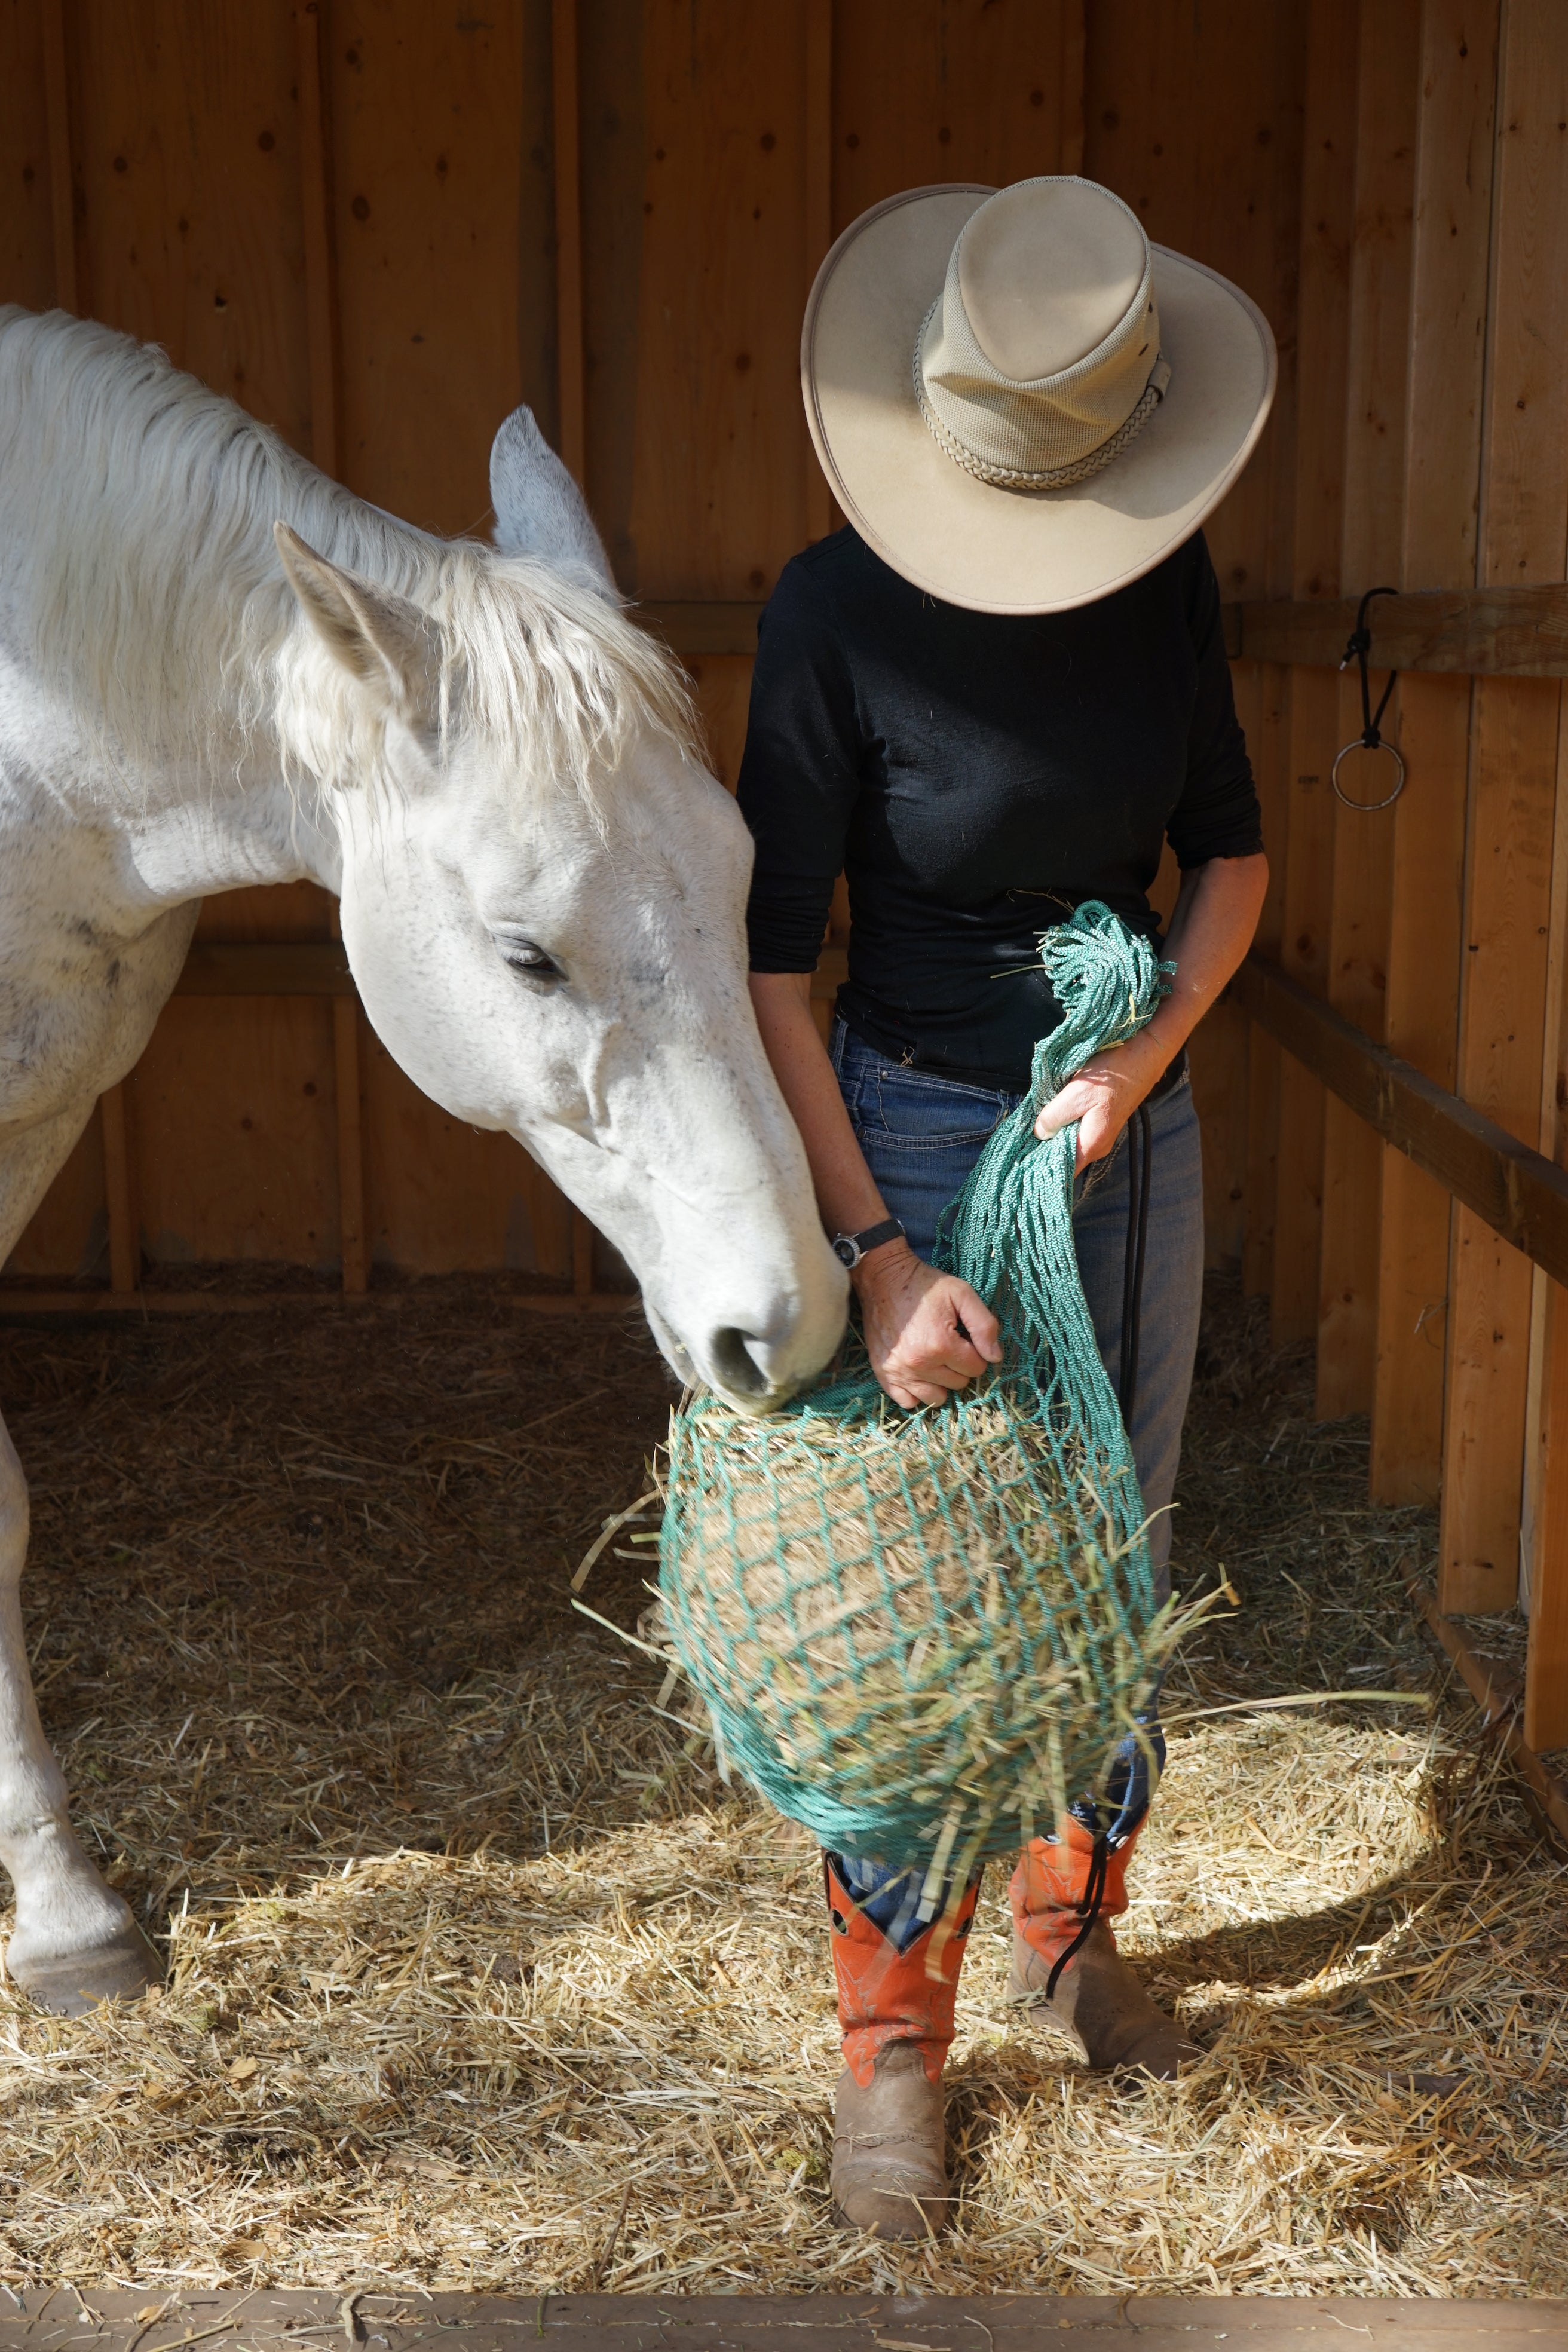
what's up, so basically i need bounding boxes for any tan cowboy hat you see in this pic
[801,175,1276,615]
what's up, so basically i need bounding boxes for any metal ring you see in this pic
[1331,737,1405,812]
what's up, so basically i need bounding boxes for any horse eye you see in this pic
[497,938,563,984]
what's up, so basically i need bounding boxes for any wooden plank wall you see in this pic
[1085,5,1306,1268]
[1231,0,1568,1742]
[1,0,1109,1288]
[7,2,1567,1723]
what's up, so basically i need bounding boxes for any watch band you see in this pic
[831,1215,906,1270]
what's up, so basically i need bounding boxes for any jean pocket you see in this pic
[865,1064,1006,1152]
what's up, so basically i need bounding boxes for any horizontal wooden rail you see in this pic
[1223,582,1568,675]
[0,1287,638,1318]
[177,941,354,994]
[633,590,1568,673]
[173,940,847,1000]
[1231,956,1568,1286]
[639,599,766,655]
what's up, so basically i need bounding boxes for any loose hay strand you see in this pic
[0,1274,1563,2299]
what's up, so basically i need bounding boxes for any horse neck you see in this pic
[8,544,344,908]
[115,742,342,912]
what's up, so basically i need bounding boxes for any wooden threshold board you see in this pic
[1408,1572,1568,1852]
[0,2289,1560,2352]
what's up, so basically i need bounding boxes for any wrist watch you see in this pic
[831,1215,906,1270]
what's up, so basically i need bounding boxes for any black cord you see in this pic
[1119,1102,1153,1434]
[1339,584,1400,750]
[1043,1822,1111,2002]
[1044,1102,1156,2005]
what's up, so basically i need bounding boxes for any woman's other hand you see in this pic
[1033,1027,1163,1171]
[853,1242,1002,1410]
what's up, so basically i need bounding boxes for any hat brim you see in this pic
[803,183,1277,614]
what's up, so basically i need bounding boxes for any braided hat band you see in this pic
[915,314,1172,491]
[913,177,1172,494]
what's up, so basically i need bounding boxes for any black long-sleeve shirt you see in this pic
[737,526,1263,1092]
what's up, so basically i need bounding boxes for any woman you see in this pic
[736,176,1273,2241]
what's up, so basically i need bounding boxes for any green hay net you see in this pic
[656,902,1207,1888]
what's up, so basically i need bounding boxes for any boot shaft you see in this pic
[823,1854,978,2087]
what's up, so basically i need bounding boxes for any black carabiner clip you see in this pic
[1333,584,1405,811]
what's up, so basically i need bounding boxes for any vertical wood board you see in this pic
[838,1,1079,229]
[329,0,553,532]
[0,0,57,306]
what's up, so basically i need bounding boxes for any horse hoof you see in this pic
[5,1921,163,2016]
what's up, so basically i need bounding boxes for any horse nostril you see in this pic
[709,1325,772,1399]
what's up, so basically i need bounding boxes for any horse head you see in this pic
[271,418,846,1412]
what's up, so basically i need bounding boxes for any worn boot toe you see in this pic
[831,2040,951,2240]
[1010,1921,1196,2079]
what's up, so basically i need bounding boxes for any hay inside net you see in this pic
[657,904,1220,1880]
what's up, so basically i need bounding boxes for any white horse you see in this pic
[0,307,846,2014]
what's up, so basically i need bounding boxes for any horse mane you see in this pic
[0,305,700,811]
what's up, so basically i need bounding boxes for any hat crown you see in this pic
[916,175,1165,489]
[957,178,1147,382]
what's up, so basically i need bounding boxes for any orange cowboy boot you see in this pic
[1007,1816,1196,2078]
[823,1852,979,2240]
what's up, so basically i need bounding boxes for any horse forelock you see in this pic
[0,305,702,818]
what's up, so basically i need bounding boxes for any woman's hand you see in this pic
[853,1241,1002,1410]
[1033,1026,1165,1172]
[1033,855,1270,1172]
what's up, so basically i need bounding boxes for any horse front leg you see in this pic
[0,1412,161,2011]
[0,1100,162,2012]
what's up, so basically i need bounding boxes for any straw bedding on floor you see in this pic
[0,1275,1562,2298]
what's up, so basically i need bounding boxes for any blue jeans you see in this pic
[828,1020,1203,1901]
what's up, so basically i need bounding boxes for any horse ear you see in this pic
[274,523,438,725]
[489,406,616,597]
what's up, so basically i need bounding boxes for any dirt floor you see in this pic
[0,1276,1563,2298]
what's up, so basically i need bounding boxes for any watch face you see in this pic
[831,1237,858,1268]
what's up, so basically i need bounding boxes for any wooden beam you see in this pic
[803,0,833,545]
[1270,670,1334,1344]
[292,15,364,1300]
[0,1288,638,1319]
[1313,0,1420,1422]
[1241,661,1290,1298]
[1233,955,1568,1291]
[1440,0,1568,1613]
[551,0,586,485]
[40,0,76,313]
[332,996,368,1295]
[1370,0,1499,1506]
[295,0,339,480]
[1230,581,1568,673]
[174,939,842,1001]
[98,1083,139,1298]
[176,941,353,994]
[638,599,768,656]
[1265,0,1361,1351]
[1409,1573,1568,1851]
[42,0,139,1305]
[550,0,595,1298]
[633,589,1568,673]
[1526,1279,1568,1749]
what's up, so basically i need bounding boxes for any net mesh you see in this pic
[656,902,1207,1884]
